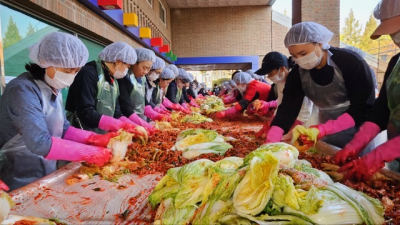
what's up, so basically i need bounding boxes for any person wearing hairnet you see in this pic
[198,83,209,96]
[142,57,170,121]
[66,42,147,139]
[335,0,400,181]
[163,64,179,97]
[0,32,114,191]
[249,51,316,138]
[265,22,375,149]
[219,81,229,97]
[216,71,271,119]
[222,79,240,104]
[117,48,157,134]
[150,68,176,114]
[163,68,192,113]
[182,73,199,107]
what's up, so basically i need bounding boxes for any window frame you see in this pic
[159,0,166,26]
[147,0,153,7]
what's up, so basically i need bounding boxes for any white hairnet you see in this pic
[177,68,191,83]
[246,69,255,76]
[29,32,89,68]
[160,68,175,79]
[135,48,156,63]
[229,80,237,88]
[284,22,334,50]
[344,45,366,58]
[166,64,179,76]
[99,42,137,64]
[233,71,253,84]
[152,57,165,70]
[374,0,400,20]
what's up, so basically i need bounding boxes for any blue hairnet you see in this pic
[187,72,195,82]
[284,22,334,50]
[29,32,89,68]
[135,48,156,63]
[246,70,255,76]
[152,57,165,70]
[166,64,179,76]
[160,68,175,79]
[229,80,237,88]
[177,68,191,83]
[233,71,253,84]
[99,42,137,64]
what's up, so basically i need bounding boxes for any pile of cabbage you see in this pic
[171,129,233,159]
[150,143,385,225]
[197,96,226,114]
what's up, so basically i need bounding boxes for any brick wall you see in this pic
[123,0,172,45]
[271,21,290,56]
[170,6,272,57]
[301,0,340,47]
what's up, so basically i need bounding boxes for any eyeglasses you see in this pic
[57,67,81,74]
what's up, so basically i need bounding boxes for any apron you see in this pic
[67,61,119,134]
[130,75,146,119]
[153,84,162,106]
[384,57,400,170]
[176,87,182,104]
[0,79,64,191]
[299,51,356,148]
[145,80,155,104]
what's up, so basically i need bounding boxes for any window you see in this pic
[0,3,105,104]
[159,1,166,25]
[147,0,152,7]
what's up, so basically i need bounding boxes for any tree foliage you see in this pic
[3,16,22,48]
[341,9,362,47]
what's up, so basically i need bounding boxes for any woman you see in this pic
[216,71,271,119]
[249,51,316,137]
[65,42,146,137]
[151,68,176,114]
[164,68,192,113]
[198,83,209,97]
[0,33,114,191]
[265,22,375,149]
[117,48,157,133]
[182,73,199,107]
[222,79,240,104]
[336,0,400,181]
[143,57,170,121]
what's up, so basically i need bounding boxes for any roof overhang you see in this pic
[166,0,275,9]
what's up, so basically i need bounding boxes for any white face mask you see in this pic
[113,64,128,79]
[294,46,323,70]
[45,68,77,89]
[269,71,285,84]
[391,31,400,48]
[237,84,246,93]
[148,71,159,81]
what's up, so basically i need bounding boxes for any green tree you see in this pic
[26,22,36,37]
[359,13,378,53]
[3,16,22,48]
[341,9,362,47]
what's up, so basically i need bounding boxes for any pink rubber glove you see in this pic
[265,126,285,144]
[290,120,303,130]
[255,121,271,138]
[311,113,355,139]
[189,100,200,108]
[182,103,191,110]
[335,122,380,166]
[248,100,277,116]
[162,97,175,109]
[64,126,119,148]
[128,113,157,135]
[45,137,112,166]
[99,115,148,139]
[0,180,9,191]
[216,107,241,119]
[338,135,400,181]
[223,95,237,104]
[159,104,170,113]
[144,105,170,122]
[154,105,171,115]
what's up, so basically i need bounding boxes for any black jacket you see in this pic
[65,60,122,129]
[165,80,185,104]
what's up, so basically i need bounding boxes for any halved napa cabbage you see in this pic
[154,198,196,225]
[242,143,299,168]
[233,152,279,215]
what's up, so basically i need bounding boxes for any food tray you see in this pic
[9,162,162,224]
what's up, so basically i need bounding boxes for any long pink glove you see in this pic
[265,126,284,143]
[99,115,148,139]
[144,105,170,122]
[311,113,355,139]
[163,98,190,114]
[182,103,191,110]
[128,113,157,135]
[0,180,9,191]
[64,126,119,148]
[45,137,111,166]
[223,95,237,104]
[154,105,171,115]
[189,100,200,108]
[216,106,241,119]
[335,122,380,165]
[338,135,400,181]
